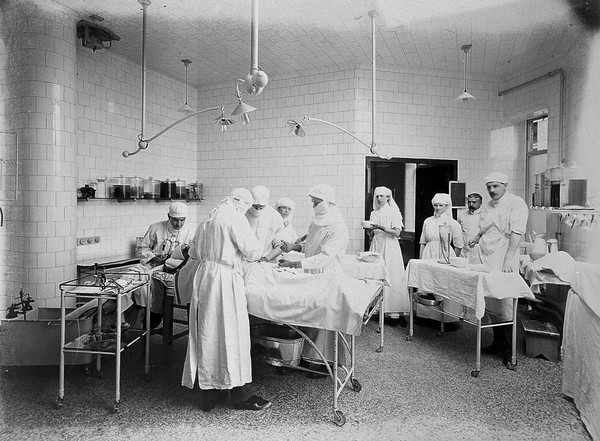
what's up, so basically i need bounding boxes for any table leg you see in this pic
[507,298,518,370]
[406,288,414,341]
[471,319,481,377]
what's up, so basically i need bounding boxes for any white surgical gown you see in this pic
[299,209,349,364]
[182,202,262,390]
[246,206,285,257]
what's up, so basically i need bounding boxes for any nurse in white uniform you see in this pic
[417,193,464,322]
[364,186,409,325]
[279,184,349,373]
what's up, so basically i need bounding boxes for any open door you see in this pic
[366,158,457,262]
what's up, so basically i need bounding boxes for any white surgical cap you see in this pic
[251,186,270,205]
[309,184,336,205]
[168,202,188,218]
[276,197,295,209]
[484,172,509,185]
[231,187,254,210]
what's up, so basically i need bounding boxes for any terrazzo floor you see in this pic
[0,304,592,441]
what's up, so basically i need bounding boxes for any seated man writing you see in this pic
[125,202,194,328]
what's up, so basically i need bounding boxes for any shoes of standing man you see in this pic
[233,395,272,411]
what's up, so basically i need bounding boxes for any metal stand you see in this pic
[57,271,150,412]
[407,287,518,377]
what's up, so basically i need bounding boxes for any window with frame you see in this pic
[527,115,548,153]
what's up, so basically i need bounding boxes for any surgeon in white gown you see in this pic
[364,186,409,325]
[181,188,272,412]
[279,184,349,374]
[275,197,299,244]
[417,193,464,322]
[246,186,285,260]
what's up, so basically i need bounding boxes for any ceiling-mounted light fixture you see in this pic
[456,44,476,103]
[124,0,226,158]
[178,59,195,114]
[243,0,268,95]
[231,80,257,125]
[286,11,391,160]
[213,108,235,132]
[287,116,391,160]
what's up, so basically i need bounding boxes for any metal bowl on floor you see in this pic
[416,295,441,307]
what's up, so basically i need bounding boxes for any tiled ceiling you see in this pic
[54,0,585,88]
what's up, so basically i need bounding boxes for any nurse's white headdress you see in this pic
[251,186,270,205]
[431,193,454,219]
[308,184,336,205]
[276,197,295,210]
[373,186,400,212]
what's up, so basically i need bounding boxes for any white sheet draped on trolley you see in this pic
[243,263,382,336]
[406,259,534,320]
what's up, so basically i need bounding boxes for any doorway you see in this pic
[365,158,457,262]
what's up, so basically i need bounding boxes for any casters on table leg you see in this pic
[334,410,346,427]
[95,370,103,379]
[56,396,63,408]
[470,370,480,378]
[437,331,444,337]
[145,373,151,382]
[351,378,362,392]
[405,335,412,341]
[113,400,120,413]
[505,361,517,371]
[375,346,383,353]
[376,326,381,334]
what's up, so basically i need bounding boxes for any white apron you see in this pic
[369,204,409,314]
[417,215,464,321]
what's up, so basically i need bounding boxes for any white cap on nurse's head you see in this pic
[168,202,188,218]
[484,172,509,185]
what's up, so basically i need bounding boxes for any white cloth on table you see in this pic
[569,261,600,319]
[528,251,577,284]
[406,259,534,320]
[182,200,263,391]
[369,203,409,314]
[244,263,382,336]
[562,286,600,440]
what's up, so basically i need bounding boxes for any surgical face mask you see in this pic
[249,205,264,216]
[313,201,329,216]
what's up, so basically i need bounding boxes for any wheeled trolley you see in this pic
[57,271,150,412]
[405,259,535,377]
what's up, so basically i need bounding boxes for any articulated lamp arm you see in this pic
[297,117,391,160]
[123,106,223,157]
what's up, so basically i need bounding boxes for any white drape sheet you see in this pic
[406,259,534,319]
[243,263,383,336]
[562,262,600,440]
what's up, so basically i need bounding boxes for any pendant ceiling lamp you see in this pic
[231,80,257,125]
[178,58,195,114]
[243,0,268,95]
[456,44,476,103]
[287,11,390,160]
[124,0,227,158]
